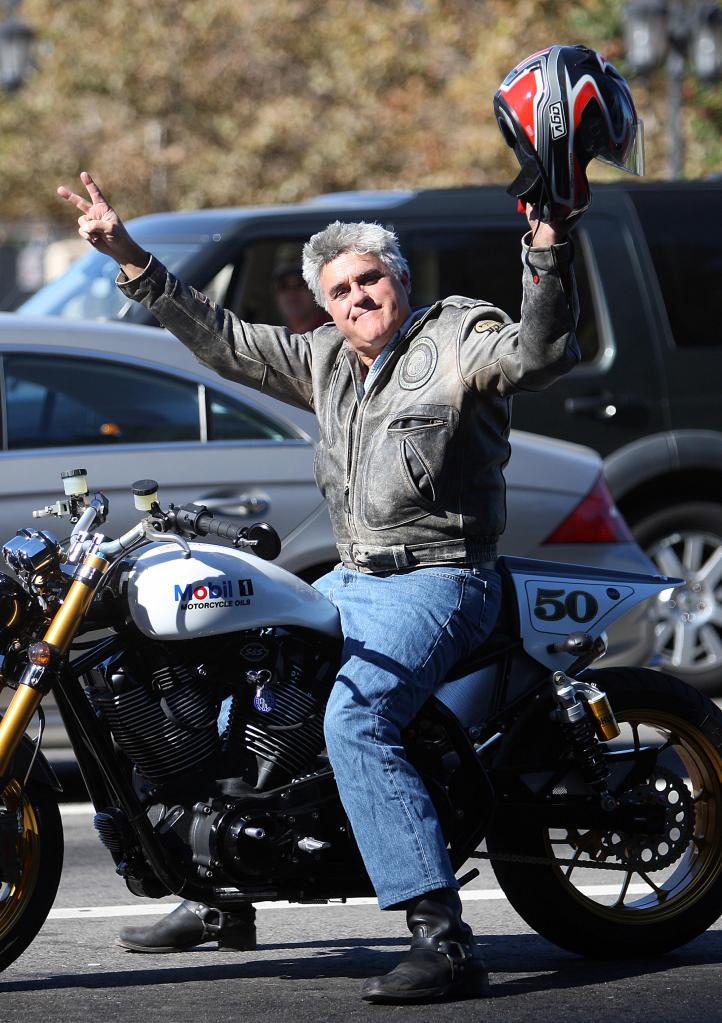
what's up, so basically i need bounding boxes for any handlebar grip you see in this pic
[198,514,246,543]
[172,504,281,560]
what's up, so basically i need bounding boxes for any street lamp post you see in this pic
[0,0,33,93]
[624,0,722,178]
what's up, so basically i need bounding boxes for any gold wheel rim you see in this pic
[0,780,42,941]
[546,708,722,923]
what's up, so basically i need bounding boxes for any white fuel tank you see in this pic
[125,542,341,641]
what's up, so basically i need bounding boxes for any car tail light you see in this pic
[543,474,634,544]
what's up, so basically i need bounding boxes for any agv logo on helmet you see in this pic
[493,44,644,224]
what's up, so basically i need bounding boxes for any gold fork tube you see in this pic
[0,552,109,778]
[43,554,108,654]
[0,686,44,777]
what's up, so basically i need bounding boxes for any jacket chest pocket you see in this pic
[361,404,459,530]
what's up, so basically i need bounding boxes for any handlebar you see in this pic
[169,504,282,561]
[90,508,281,562]
[36,479,283,564]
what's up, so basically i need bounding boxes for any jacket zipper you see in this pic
[344,401,358,531]
[341,305,440,538]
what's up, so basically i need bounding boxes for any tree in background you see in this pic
[0,0,719,225]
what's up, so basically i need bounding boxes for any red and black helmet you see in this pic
[493,44,644,223]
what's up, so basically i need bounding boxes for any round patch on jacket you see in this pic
[399,337,438,390]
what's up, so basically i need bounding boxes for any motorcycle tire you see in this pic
[0,778,63,972]
[486,667,722,958]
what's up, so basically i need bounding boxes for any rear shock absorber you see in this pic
[552,670,616,811]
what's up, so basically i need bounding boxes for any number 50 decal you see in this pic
[534,587,599,624]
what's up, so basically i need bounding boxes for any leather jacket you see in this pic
[118,237,579,571]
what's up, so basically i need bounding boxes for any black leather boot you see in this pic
[361,888,489,1004]
[118,900,256,953]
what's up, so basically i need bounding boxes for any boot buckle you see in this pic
[436,940,472,979]
[194,904,225,937]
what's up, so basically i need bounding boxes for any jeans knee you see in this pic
[323,693,352,757]
[324,688,379,760]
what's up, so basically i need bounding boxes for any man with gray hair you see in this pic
[58,172,580,1003]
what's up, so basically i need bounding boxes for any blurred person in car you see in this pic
[272,260,329,333]
[58,169,579,1004]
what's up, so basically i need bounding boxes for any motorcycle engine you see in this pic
[86,628,337,790]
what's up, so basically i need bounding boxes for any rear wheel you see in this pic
[487,668,722,957]
[0,779,63,971]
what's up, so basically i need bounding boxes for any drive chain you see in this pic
[473,850,647,872]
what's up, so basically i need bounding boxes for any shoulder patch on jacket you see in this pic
[474,319,503,333]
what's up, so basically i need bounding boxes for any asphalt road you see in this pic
[3,795,722,1023]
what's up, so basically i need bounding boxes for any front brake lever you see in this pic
[143,521,191,558]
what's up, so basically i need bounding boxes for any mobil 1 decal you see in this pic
[174,576,255,611]
[523,578,635,635]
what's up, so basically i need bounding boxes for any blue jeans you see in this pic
[313,564,501,909]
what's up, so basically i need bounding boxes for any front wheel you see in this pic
[0,779,63,971]
[487,668,722,958]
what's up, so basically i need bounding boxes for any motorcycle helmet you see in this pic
[493,44,644,223]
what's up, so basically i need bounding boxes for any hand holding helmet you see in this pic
[494,45,644,226]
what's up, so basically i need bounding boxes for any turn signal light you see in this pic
[543,475,634,544]
[28,641,52,667]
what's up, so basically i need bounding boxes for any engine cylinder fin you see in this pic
[243,681,326,779]
[89,670,219,782]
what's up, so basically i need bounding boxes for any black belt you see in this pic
[336,537,498,573]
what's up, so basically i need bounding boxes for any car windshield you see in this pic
[17,242,202,321]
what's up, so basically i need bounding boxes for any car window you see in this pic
[628,189,722,348]
[225,238,311,323]
[206,386,296,441]
[17,243,204,321]
[404,228,600,363]
[3,354,200,449]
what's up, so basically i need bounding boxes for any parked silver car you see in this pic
[0,314,658,750]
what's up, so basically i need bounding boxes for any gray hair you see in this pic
[302,220,410,309]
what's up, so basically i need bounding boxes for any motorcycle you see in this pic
[1,468,722,972]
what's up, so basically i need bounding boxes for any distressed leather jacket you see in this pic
[118,238,579,572]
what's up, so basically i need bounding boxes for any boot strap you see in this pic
[193,904,226,937]
[436,940,475,979]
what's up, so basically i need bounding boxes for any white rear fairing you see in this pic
[502,555,681,671]
[125,542,342,640]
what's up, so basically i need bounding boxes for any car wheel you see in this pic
[631,502,722,694]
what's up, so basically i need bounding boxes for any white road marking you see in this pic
[49,885,652,921]
[56,802,651,919]
[60,802,95,816]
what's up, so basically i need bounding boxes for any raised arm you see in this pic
[458,203,579,395]
[56,172,320,411]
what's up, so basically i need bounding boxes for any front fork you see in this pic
[552,670,621,811]
[0,550,109,779]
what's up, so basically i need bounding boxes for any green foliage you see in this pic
[0,0,719,223]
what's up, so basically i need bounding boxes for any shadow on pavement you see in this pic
[2,930,722,993]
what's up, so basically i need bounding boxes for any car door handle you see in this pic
[195,493,271,518]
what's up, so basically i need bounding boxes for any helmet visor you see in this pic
[596,118,645,177]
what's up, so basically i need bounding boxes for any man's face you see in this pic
[274,272,318,325]
[319,252,411,367]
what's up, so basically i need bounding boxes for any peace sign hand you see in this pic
[57,171,148,272]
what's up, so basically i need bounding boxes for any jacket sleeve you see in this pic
[457,236,581,395]
[117,256,316,411]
